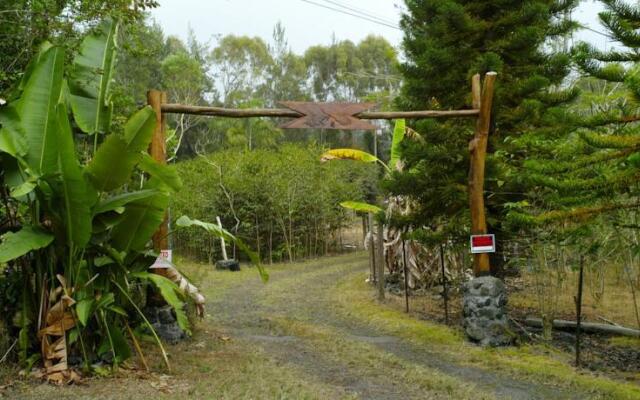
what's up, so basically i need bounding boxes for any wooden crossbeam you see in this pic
[161,103,479,120]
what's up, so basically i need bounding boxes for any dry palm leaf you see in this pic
[34,275,82,385]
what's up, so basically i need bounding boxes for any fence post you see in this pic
[575,255,585,367]
[440,243,449,324]
[403,239,409,313]
[376,219,385,300]
[368,212,376,283]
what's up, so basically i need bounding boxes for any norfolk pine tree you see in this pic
[387,0,579,273]
[508,0,640,233]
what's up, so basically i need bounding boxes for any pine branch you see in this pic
[524,148,635,174]
[527,169,639,194]
[580,130,640,149]
[508,202,639,228]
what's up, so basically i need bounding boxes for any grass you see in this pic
[3,252,639,399]
[2,257,352,399]
[3,331,344,399]
[331,274,640,400]
[509,264,640,329]
[609,336,640,348]
[270,317,492,399]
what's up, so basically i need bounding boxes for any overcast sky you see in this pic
[151,0,613,55]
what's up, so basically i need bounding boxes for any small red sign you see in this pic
[470,234,495,254]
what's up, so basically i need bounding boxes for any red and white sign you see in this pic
[470,234,496,254]
[150,249,173,269]
[159,249,172,262]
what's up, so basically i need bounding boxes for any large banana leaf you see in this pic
[85,134,141,192]
[17,46,64,175]
[138,154,183,192]
[389,119,405,171]
[0,105,26,158]
[54,103,93,248]
[111,179,169,252]
[321,148,379,163]
[68,19,118,135]
[17,42,53,95]
[94,189,159,215]
[175,215,269,282]
[85,107,156,192]
[340,201,383,214]
[321,148,390,172]
[0,226,54,263]
[123,106,156,152]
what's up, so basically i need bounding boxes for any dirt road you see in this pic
[204,253,583,400]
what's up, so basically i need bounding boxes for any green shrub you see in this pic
[173,144,376,263]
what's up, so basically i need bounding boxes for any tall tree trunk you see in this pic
[269,221,273,265]
[314,218,319,257]
[278,217,293,263]
[255,213,260,261]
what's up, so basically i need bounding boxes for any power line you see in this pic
[581,25,613,39]
[318,0,398,26]
[299,0,401,31]
[302,0,611,45]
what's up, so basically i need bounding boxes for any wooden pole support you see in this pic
[368,213,376,283]
[575,255,584,367]
[147,90,169,251]
[402,239,409,313]
[376,219,385,301]
[471,74,481,110]
[468,72,497,276]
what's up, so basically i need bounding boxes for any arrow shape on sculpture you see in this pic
[279,102,377,130]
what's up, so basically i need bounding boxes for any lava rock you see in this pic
[154,323,186,344]
[462,276,513,347]
[158,305,175,324]
[146,305,188,344]
[216,259,240,271]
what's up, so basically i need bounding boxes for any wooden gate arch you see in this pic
[147,72,497,277]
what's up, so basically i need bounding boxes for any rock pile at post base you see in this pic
[145,305,187,344]
[462,276,512,346]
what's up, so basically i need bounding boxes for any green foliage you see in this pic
[0,227,54,263]
[387,0,579,260]
[0,19,205,373]
[510,0,640,233]
[389,119,406,171]
[339,201,383,215]
[110,17,399,158]
[68,19,118,135]
[172,145,376,264]
[0,0,158,95]
[18,46,64,175]
[175,216,268,282]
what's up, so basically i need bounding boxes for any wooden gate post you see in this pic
[376,219,385,300]
[468,72,497,276]
[147,90,169,251]
[367,213,376,282]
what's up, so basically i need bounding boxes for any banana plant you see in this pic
[321,120,435,286]
[321,119,409,213]
[68,19,118,137]
[0,19,260,380]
